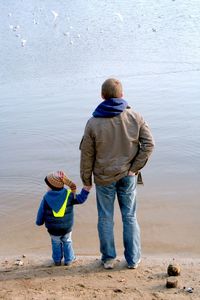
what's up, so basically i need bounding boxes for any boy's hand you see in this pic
[83,185,92,192]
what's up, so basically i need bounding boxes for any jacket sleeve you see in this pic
[130,116,155,173]
[72,188,90,205]
[36,198,45,226]
[80,120,95,186]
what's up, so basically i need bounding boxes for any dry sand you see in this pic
[0,255,199,300]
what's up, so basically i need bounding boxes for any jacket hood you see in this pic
[44,188,67,212]
[93,98,128,118]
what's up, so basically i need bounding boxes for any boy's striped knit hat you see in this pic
[45,172,76,193]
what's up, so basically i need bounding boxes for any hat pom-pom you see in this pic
[56,171,77,194]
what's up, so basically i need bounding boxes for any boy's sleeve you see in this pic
[36,198,45,226]
[72,188,89,205]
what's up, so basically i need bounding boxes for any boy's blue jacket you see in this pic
[93,98,128,118]
[36,188,89,235]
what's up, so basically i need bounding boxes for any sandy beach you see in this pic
[0,255,200,300]
[1,191,200,299]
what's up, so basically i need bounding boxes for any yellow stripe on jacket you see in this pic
[52,189,71,217]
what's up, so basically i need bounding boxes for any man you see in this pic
[80,78,154,269]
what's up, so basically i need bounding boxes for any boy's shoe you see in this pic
[54,261,61,266]
[64,257,76,266]
[103,259,115,270]
[127,258,141,269]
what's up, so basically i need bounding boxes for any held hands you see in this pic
[83,185,92,192]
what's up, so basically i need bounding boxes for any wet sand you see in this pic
[1,188,200,258]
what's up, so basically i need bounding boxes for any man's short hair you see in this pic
[101,78,123,100]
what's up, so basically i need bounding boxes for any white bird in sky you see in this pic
[115,12,124,22]
[63,32,70,36]
[51,10,59,22]
[21,39,27,47]
[13,25,20,31]
[9,25,21,32]
[33,19,39,25]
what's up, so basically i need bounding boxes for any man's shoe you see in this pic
[127,258,141,269]
[103,259,115,270]
[54,261,61,266]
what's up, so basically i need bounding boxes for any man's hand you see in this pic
[128,171,136,176]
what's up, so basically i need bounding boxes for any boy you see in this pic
[36,171,90,266]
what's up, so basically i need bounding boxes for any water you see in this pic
[0,0,200,257]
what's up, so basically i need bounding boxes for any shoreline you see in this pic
[1,254,200,299]
[1,251,200,261]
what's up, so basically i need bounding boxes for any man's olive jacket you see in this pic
[80,101,154,186]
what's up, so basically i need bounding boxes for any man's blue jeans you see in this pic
[50,232,75,264]
[96,175,141,266]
